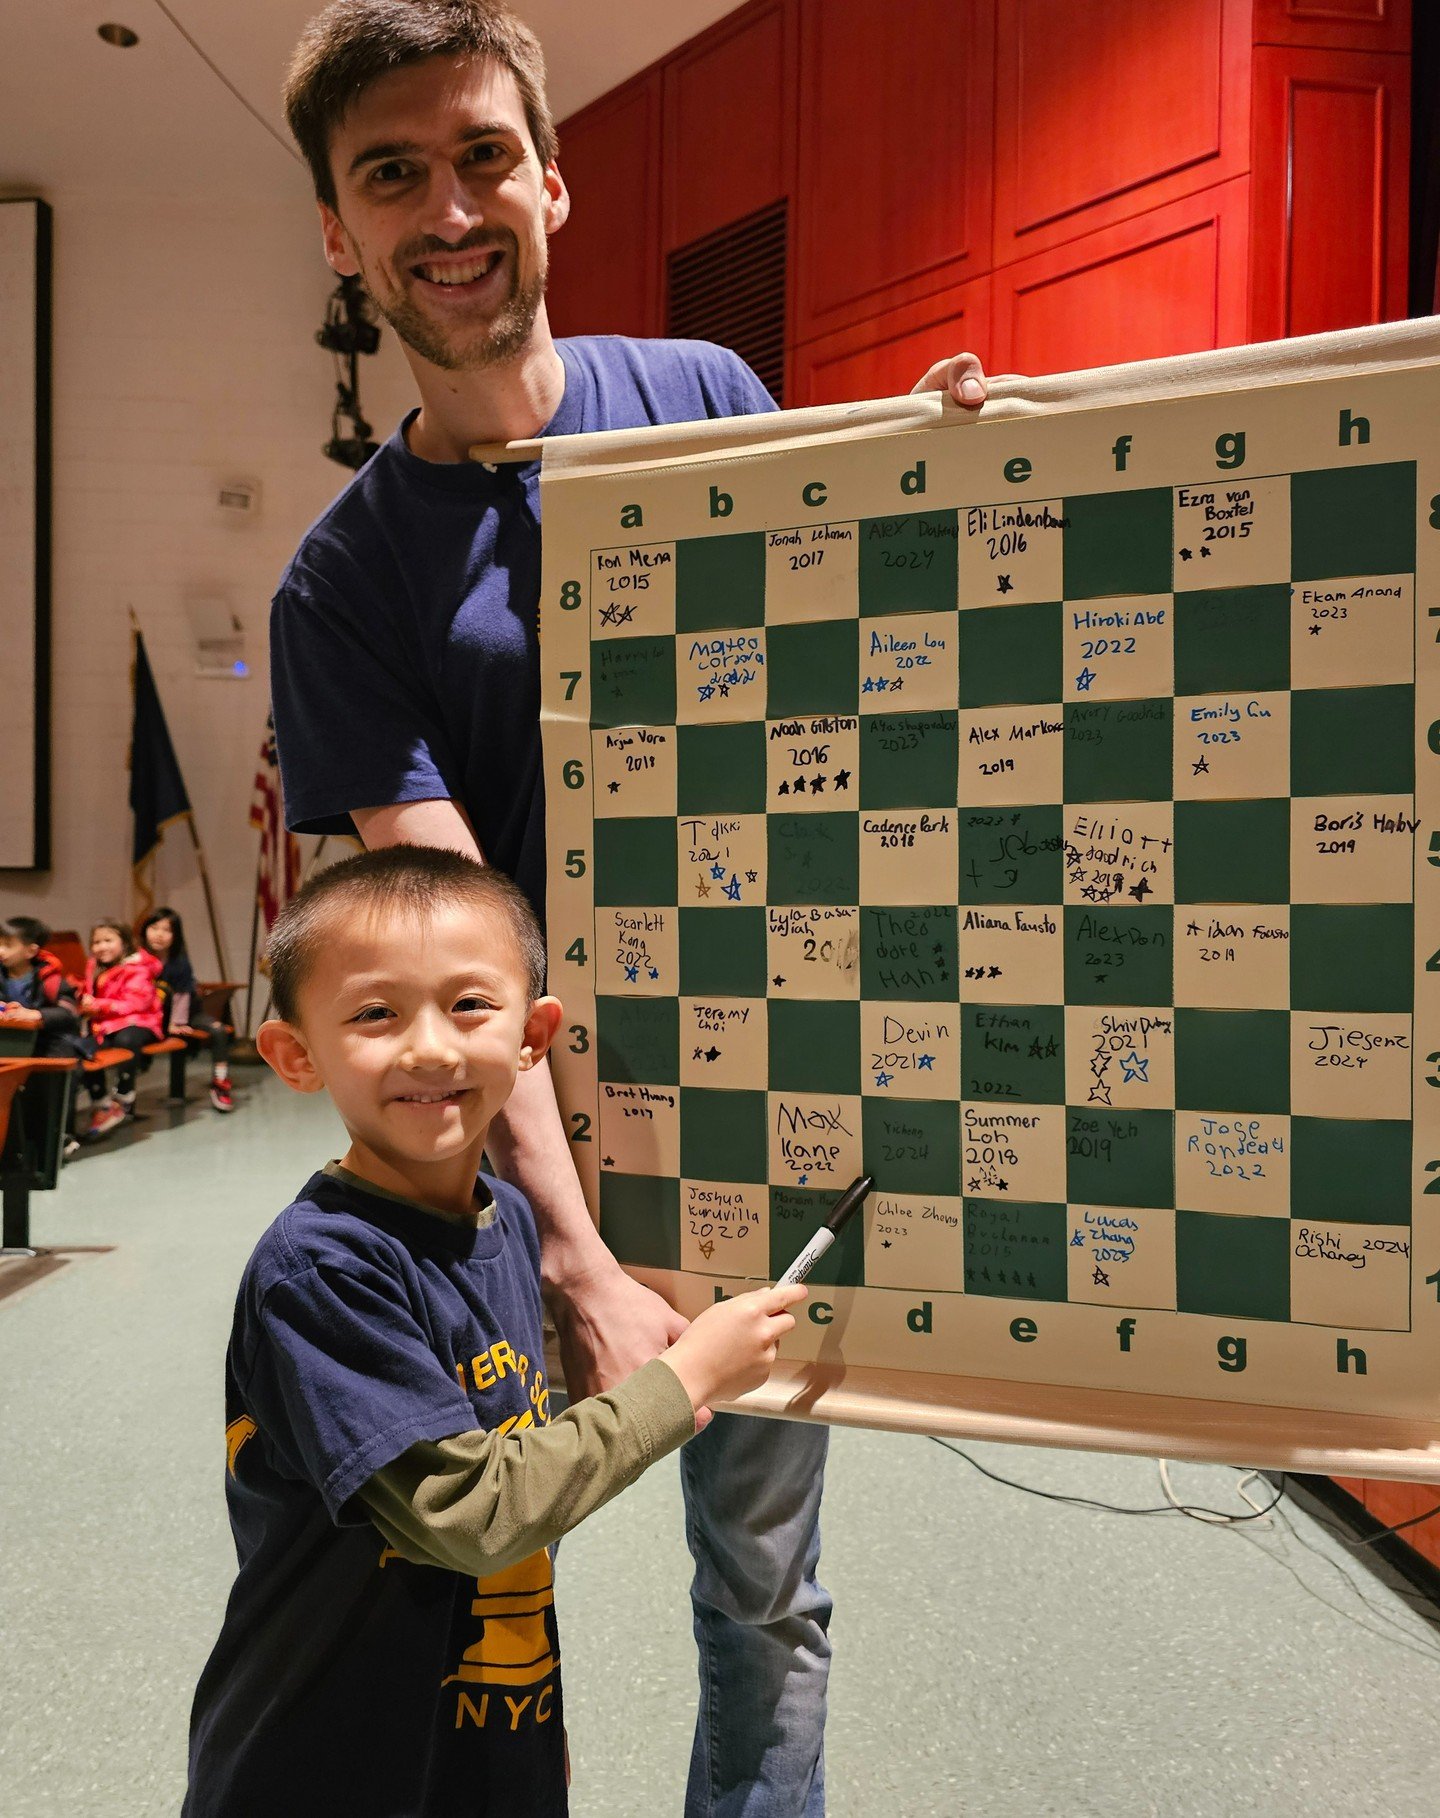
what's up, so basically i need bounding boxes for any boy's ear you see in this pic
[256,1018,326,1094]
[518,996,563,1071]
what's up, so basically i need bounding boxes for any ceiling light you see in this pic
[97,23,139,48]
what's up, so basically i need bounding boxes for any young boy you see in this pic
[0,915,83,1056]
[184,844,803,1818]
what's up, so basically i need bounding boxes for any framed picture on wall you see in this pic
[0,196,51,871]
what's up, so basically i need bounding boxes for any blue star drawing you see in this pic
[1074,666,1098,693]
[647,965,660,980]
[916,1054,935,1071]
[624,963,639,982]
[1120,1048,1149,1083]
[1071,1230,1086,1247]
[710,862,727,880]
[697,682,715,703]
[874,1069,894,1089]
[798,1173,810,1187]
[723,876,743,901]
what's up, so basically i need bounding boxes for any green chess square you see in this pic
[1174,1211,1289,1321]
[859,903,958,1000]
[1174,799,1290,904]
[1063,487,1173,598]
[861,1097,959,1195]
[858,510,959,617]
[1290,904,1412,1014]
[1291,685,1414,795]
[596,996,679,1086]
[959,805,1064,903]
[1172,585,1291,695]
[1066,1106,1174,1209]
[1291,462,1416,583]
[957,600,1062,706]
[599,1173,681,1270]
[1064,700,1172,802]
[770,1184,865,1287]
[961,1003,1064,1104]
[963,1200,1068,1301]
[769,1000,861,1096]
[1064,907,1173,1006]
[1290,1116,1411,1226]
[679,907,767,997]
[1175,1009,1289,1113]
[593,817,677,906]
[767,812,859,905]
[680,1087,768,1183]
[677,722,766,814]
[768,619,859,717]
[860,711,959,809]
[675,532,766,632]
[590,636,676,730]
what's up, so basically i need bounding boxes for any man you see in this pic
[273,5,988,1812]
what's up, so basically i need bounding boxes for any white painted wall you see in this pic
[0,176,419,996]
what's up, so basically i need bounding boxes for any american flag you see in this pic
[250,713,301,932]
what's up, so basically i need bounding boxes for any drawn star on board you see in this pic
[698,683,715,703]
[624,964,639,982]
[710,862,726,879]
[1129,877,1152,901]
[833,769,851,790]
[809,774,826,793]
[696,878,711,897]
[916,1054,935,1071]
[1120,1049,1149,1083]
[1179,546,1193,561]
[1093,1265,1110,1286]
[693,1046,704,1060]
[723,877,742,901]
[746,870,758,883]
[647,966,659,980]
[704,1047,721,1062]
[1308,624,1322,636]
[874,1070,893,1089]
[1191,755,1209,775]
[1199,544,1212,557]
[607,780,620,793]
[1075,666,1097,692]
[997,574,1014,593]
[772,975,786,987]
[882,1239,892,1248]
[995,1179,1009,1193]
[602,1155,615,1168]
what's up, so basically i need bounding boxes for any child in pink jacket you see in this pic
[78,918,163,1141]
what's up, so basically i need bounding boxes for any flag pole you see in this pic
[181,812,233,981]
[241,852,263,1041]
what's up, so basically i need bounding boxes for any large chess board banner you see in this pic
[537,320,1440,1479]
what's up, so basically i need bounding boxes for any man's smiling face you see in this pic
[319,53,568,372]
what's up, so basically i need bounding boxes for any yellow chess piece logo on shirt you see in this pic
[443,1550,557,1688]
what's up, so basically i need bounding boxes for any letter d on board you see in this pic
[907,1300,933,1334]
[901,460,927,496]
[709,484,733,519]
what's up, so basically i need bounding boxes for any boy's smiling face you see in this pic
[259,897,559,1200]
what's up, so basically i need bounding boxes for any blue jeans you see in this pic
[679,1412,832,1818]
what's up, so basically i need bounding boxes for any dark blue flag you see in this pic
[129,630,191,899]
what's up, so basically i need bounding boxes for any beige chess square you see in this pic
[596,907,677,997]
[678,812,766,907]
[958,906,1065,1003]
[590,541,677,637]
[1172,475,1290,590]
[958,706,1065,805]
[1290,795,1415,904]
[766,906,860,998]
[1173,691,1289,799]
[1175,1110,1290,1215]
[680,1180,768,1280]
[676,628,766,723]
[766,715,860,812]
[961,1101,1067,1201]
[1064,803,1174,906]
[1291,575,1414,690]
[765,522,859,623]
[768,1091,864,1191]
[680,997,767,1090]
[1290,1012,1413,1119]
[860,810,956,904]
[1174,908,1291,1009]
[1067,1204,1178,1310]
[860,612,959,709]
[1290,1222,1411,1331]
[598,1079,680,1177]
[861,1000,959,1101]
[863,1191,966,1291]
[593,725,677,818]
[1063,597,1174,701]
[1065,1006,1176,1110]
[958,499,1065,606]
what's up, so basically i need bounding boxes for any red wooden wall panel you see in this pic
[992,0,1251,267]
[791,279,992,407]
[990,179,1251,376]
[546,74,662,340]
[1253,0,1411,53]
[792,0,995,343]
[1250,47,1411,338]
[662,0,794,253]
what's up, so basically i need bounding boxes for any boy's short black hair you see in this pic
[1,916,49,950]
[267,844,546,1025]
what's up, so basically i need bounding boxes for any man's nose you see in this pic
[401,1010,463,1069]
[417,166,480,243]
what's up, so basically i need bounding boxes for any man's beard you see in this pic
[365,229,546,372]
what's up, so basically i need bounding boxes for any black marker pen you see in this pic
[777,1175,874,1286]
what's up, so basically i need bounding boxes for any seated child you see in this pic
[138,905,236,1113]
[0,916,84,1058]
[184,845,803,1818]
[77,918,164,1140]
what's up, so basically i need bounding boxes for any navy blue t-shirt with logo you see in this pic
[270,336,776,912]
[185,1168,564,1818]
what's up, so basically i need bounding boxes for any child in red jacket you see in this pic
[78,918,163,1141]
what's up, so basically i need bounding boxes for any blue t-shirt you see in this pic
[270,336,775,911]
[185,1168,564,1818]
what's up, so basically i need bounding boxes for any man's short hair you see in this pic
[267,844,546,1025]
[284,0,559,211]
[1,916,49,950]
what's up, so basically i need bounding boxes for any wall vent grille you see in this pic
[666,199,788,405]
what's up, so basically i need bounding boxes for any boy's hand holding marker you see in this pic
[663,1284,808,1431]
